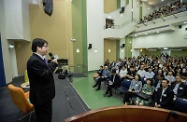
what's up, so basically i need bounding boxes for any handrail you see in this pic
[105,18,138,29]
[65,106,187,122]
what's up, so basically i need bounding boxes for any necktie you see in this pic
[44,58,47,65]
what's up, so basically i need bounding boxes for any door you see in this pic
[0,34,6,86]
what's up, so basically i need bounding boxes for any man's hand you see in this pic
[51,59,58,64]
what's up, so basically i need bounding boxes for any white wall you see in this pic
[104,4,131,26]
[133,24,187,49]
[133,0,140,22]
[87,0,104,71]
[120,0,126,7]
[0,0,14,84]
[142,2,154,17]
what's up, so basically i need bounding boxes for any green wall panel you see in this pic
[125,36,132,58]
[72,0,88,72]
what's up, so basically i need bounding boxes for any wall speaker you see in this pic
[179,25,182,29]
[88,44,92,49]
[120,7,125,13]
[121,44,125,48]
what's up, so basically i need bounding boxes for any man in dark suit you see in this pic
[155,79,174,110]
[103,69,120,97]
[27,38,58,122]
[171,75,186,98]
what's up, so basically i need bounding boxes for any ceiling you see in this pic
[141,0,178,6]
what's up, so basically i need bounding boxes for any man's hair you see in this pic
[31,38,48,52]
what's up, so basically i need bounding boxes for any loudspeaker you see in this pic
[120,7,125,13]
[88,44,92,49]
[121,44,125,48]
[179,25,182,29]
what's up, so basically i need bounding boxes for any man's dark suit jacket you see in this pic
[155,87,174,109]
[27,53,57,105]
[109,74,121,87]
[171,82,187,98]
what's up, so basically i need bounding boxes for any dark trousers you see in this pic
[106,85,113,95]
[123,91,137,104]
[96,77,107,89]
[34,100,52,122]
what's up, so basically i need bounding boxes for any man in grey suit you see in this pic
[27,38,58,122]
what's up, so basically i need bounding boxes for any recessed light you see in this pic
[132,9,133,11]
[161,0,164,1]
[157,31,160,33]
[164,47,168,50]
[145,33,147,35]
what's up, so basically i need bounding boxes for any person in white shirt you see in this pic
[137,65,146,78]
[119,66,127,80]
[165,71,175,85]
[145,67,155,81]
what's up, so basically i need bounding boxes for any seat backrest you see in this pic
[8,84,34,113]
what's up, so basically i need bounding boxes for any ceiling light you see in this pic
[145,33,147,35]
[132,9,133,11]
[164,48,168,50]
[161,0,164,1]
[157,31,160,33]
[184,22,187,24]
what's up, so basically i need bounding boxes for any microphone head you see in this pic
[49,52,53,57]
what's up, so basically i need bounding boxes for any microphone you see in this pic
[49,52,59,60]
[49,52,54,60]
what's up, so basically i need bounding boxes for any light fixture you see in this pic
[76,48,80,53]
[131,49,133,52]
[157,31,160,33]
[107,16,112,19]
[145,33,147,35]
[108,49,111,53]
[161,0,164,1]
[140,49,142,52]
[121,49,124,52]
[148,8,150,10]
[120,14,123,17]
[9,44,14,49]
[94,48,98,52]
[164,47,168,50]
[184,22,187,24]
[131,9,133,11]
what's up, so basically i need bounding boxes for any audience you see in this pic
[93,66,110,90]
[123,74,142,105]
[155,79,174,110]
[92,54,187,112]
[135,78,155,106]
[140,1,187,24]
[103,69,121,97]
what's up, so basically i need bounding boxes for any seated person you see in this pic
[93,66,103,81]
[119,66,128,80]
[93,66,110,90]
[154,74,164,91]
[125,66,136,81]
[181,72,187,85]
[103,69,121,97]
[155,79,174,110]
[136,65,146,83]
[171,75,186,99]
[144,67,155,81]
[123,74,142,105]
[165,71,175,85]
[135,78,155,106]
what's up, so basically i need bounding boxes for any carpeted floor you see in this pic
[0,74,90,122]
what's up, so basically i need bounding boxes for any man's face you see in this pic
[37,43,48,56]
[162,80,168,88]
